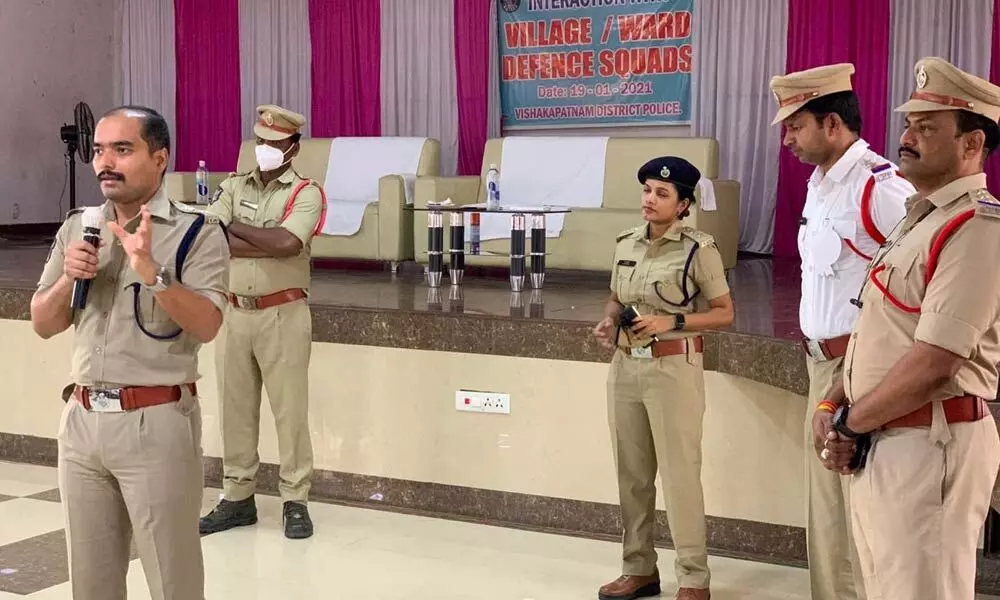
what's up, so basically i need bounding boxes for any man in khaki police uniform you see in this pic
[770,64,912,600]
[199,104,325,539]
[30,106,230,600]
[817,57,1000,599]
[594,157,735,600]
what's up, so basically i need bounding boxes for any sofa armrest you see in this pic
[696,179,740,270]
[377,174,413,261]
[414,176,481,209]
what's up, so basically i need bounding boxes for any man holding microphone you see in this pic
[30,105,229,600]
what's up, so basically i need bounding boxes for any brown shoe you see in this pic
[598,572,661,600]
[675,588,710,600]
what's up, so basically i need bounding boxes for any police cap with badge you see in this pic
[896,57,1000,217]
[637,156,702,206]
[768,63,856,125]
[254,104,306,141]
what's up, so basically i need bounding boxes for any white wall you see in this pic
[0,0,117,225]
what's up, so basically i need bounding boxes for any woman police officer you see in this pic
[592,156,735,600]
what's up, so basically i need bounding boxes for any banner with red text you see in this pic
[498,0,693,129]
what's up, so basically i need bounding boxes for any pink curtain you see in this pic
[454,0,491,175]
[308,0,381,137]
[772,0,892,257]
[173,0,242,172]
[988,0,1000,197]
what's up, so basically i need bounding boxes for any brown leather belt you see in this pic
[229,288,306,310]
[883,395,989,429]
[74,384,197,412]
[802,334,851,360]
[622,336,704,358]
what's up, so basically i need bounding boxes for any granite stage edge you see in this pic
[0,284,808,396]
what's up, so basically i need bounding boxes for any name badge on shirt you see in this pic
[239,198,258,211]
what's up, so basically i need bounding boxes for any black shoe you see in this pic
[283,501,313,539]
[199,496,258,535]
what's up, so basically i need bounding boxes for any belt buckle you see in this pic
[89,388,123,413]
[234,295,257,310]
[804,338,825,359]
[630,346,653,359]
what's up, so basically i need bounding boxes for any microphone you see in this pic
[70,206,104,310]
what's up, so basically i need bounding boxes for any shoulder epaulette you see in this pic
[64,207,85,220]
[680,227,715,248]
[973,188,1000,219]
[170,200,220,224]
[170,200,201,215]
[616,225,643,242]
[859,152,881,170]
[870,162,897,184]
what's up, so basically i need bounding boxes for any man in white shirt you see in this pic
[769,63,913,600]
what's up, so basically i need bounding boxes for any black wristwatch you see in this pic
[673,314,685,331]
[832,405,861,439]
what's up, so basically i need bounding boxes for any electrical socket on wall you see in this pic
[455,390,511,415]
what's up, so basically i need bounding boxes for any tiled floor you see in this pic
[0,242,804,340]
[0,462,997,599]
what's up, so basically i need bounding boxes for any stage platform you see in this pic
[0,239,809,396]
[3,238,1000,592]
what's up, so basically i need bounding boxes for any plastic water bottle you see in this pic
[486,164,501,211]
[196,160,209,205]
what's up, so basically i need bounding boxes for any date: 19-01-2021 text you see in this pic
[538,81,654,99]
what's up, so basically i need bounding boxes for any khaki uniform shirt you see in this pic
[844,173,1000,404]
[205,168,323,297]
[36,186,230,388]
[610,221,730,347]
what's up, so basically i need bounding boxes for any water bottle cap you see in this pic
[198,160,206,167]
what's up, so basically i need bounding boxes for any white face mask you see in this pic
[255,143,292,172]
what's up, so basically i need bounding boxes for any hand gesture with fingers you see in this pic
[107,205,157,285]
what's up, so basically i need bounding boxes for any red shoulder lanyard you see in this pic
[280,180,328,237]
[843,170,905,261]
[866,209,975,313]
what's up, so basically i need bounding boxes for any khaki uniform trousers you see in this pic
[850,416,1000,600]
[607,348,710,589]
[216,298,313,503]
[804,356,866,600]
[57,387,205,600]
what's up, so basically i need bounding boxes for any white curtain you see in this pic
[691,0,788,254]
[119,0,176,169]
[886,0,993,153]
[380,0,460,175]
[486,0,502,140]
[238,0,313,140]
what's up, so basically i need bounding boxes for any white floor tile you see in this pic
[0,498,62,546]
[0,462,58,490]
[0,479,56,498]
